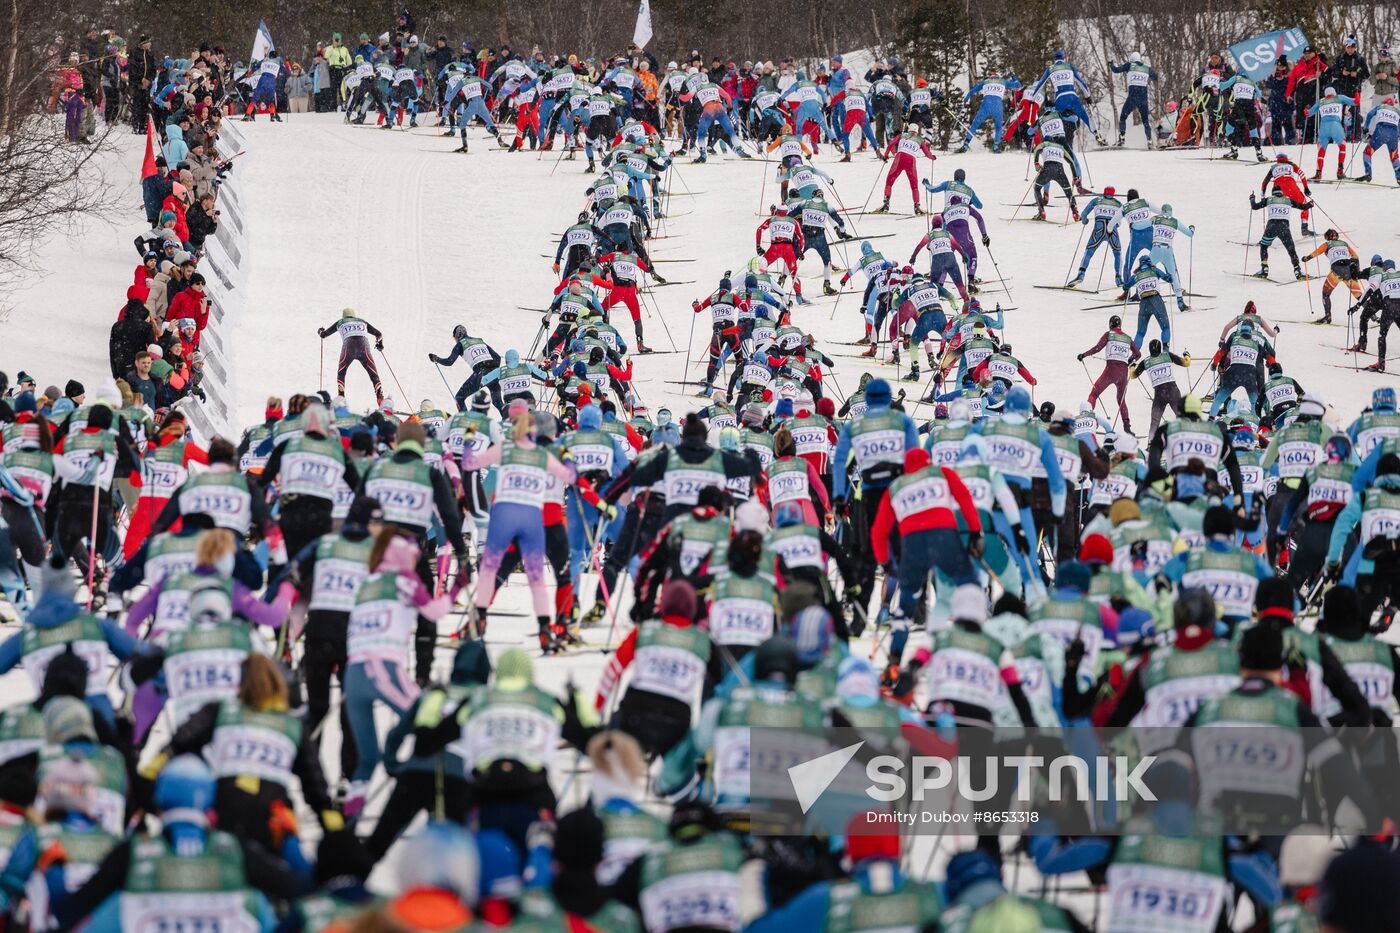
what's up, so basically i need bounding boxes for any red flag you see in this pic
[140,114,157,179]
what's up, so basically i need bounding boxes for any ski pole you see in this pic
[433,361,456,401]
[318,337,324,390]
[682,303,697,383]
[85,454,102,612]
[380,350,410,403]
[1007,179,1036,223]
[1242,207,1253,277]
[1062,220,1089,286]
[1079,358,1118,428]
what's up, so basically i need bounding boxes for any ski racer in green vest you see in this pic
[831,378,922,617]
[49,402,141,592]
[1145,393,1246,502]
[429,324,504,411]
[283,495,382,780]
[1325,449,1400,620]
[148,437,276,573]
[256,403,362,567]
[1272,432,1355,593]
[602,413,759,524]
[595,580,711,757]
[1085,588,1230,728]
[1158,506,1272,631]
[964,386,1067,600]
[746,815,941,933]
[53,755,290,930]
[413,647,595,857]
[359,419,469,678]
[147,653,341,866]
[1184,620,1378,839]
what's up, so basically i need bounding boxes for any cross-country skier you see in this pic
[875,129,936,214]
[1032,137,1081,220]
[1218,73,1265,161]
[1302,231,1361,324]
[244,55,283,122]
[317,310,384,404]
[958,69,1020,153]
[1069,187,1125,288]
[1129,339,1191,438]
[1031,50,1107,146]
[1109,53,1157,147]
[1148,205,1194,311]
[1307,87,1356,179]
[428,325,503,411]
[1261,153,1315,235]
[1359,96,1400,182]
[1248,189,1309,280]
[1077,315,1140,432]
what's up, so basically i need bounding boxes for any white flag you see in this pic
[251,19,274,62]
[633,0,653,49]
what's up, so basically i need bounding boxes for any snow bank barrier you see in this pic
[180,118,249,443]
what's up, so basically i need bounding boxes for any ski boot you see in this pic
[538,624,560,656]
[1345,339,1368,352]
[794,293,809,306]
[860,344,877,358]
[871,198,891,214]
[1094,132,1108,147]
[913,204,925,215]
[1315,313,1333,325]
[1366,360,1387,372]
[901,364,921,381]
[1114,136,1125,148]
[1301,223,1313,236]
[579,601,607,627]
[692,153,707,163]
[738,148,753,159]
[1337,169,1346,180]
[1294,266,1306,280]
[242,114,254,122]
[1075,181,1092,194]
[954,144,970,154]
[509,138,521,152]
[1035,207,1047,221]
[270,112,283,123]
[823,280,838,296]
[1312,170,1322,181]
[839,150,852,163]
[455,142,469,153]
[1255,148,1267,162]
[1251,265,1270,279]
[636,342,656,353]
[651,273,668,285]
[1065,274,1085,288]
[584,160,596,173]
[1070,206,1080,222]
[1358,173,1373,182]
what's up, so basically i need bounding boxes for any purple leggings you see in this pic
[948,220,979,278]
[474,501,550,615]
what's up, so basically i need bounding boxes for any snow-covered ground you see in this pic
[4,112,1396,908]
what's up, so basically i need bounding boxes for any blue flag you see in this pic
[1228,28,1308,82]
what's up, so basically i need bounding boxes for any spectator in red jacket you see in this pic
[1287,47,1330,143]
[167,272,208,335]
[160,182,191,245]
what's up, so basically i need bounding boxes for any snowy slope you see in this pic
[227,115,1388,431]
[4,113,1395,900]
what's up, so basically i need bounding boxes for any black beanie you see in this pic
[553,807,605,870]
[681,413,708,441]
[1319,585,1366,639]
[64,379,85,399]
[1238,620,1284,671]
[1202,505,1236,538]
